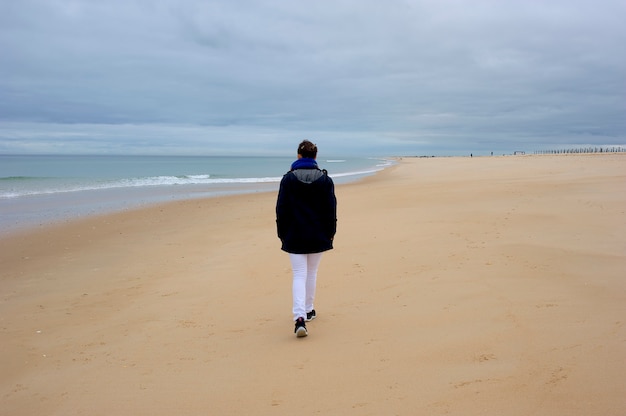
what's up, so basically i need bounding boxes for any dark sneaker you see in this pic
[306,309,316,322]
[294,317,308,337]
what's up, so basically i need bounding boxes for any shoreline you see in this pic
[1,158,392,238]
[1,153,625,415]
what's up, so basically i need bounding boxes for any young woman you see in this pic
[276,140,337,337]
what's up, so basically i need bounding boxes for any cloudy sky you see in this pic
[1,0,624,156]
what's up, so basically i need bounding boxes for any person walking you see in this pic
[276,140,337,337]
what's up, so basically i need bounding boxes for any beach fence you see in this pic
[534,146,625,155]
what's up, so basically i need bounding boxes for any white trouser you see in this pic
[289,252,323,321]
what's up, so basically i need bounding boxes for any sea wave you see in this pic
[331,168,382,178]
[1,160,395,199]
[0,176,41,181]
[0,174,283,199]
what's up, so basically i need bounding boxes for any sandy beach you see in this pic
[1,154,625,415]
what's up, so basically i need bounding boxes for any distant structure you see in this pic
[534,146,625,154]
[514,151,526,155]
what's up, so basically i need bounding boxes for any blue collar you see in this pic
[290,158,318,170]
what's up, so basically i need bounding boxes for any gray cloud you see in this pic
[1,0,624,155]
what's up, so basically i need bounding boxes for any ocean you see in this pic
[1,155,391,234]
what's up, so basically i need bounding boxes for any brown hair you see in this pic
[297,140,318,159]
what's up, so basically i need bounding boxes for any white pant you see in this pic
[289,252,323,321]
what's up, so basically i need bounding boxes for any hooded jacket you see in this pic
[276,158,337,254]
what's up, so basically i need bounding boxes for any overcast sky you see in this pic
[1,0,624,156]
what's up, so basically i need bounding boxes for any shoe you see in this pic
[306,309,316,322]
[294,317,308,337]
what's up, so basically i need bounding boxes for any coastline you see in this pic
[0,156,391,237]
[1,154,625,415]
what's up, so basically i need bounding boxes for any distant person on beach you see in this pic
[276,140,337,338]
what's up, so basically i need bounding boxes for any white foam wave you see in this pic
[331,167,384,178]
[1,159,396,199]
[0,175,283,199]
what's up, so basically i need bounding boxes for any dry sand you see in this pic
[1,154,625,415]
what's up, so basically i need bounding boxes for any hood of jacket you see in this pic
[289,158,324,184]
[291,168,325,184]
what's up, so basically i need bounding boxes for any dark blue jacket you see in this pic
[276,160,337,254]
